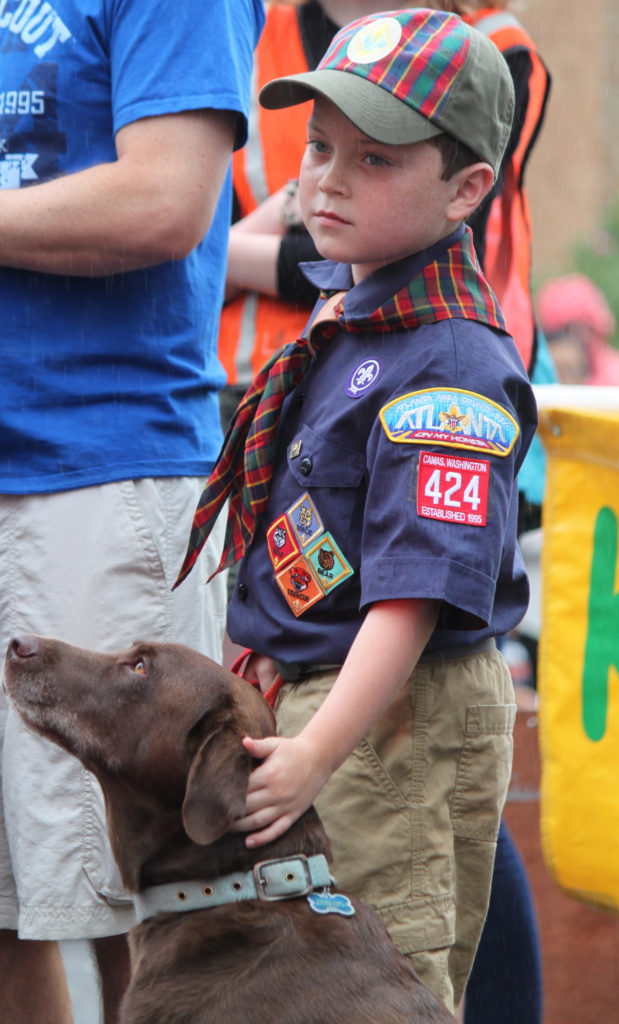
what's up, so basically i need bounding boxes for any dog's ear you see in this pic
[182,725,250,845]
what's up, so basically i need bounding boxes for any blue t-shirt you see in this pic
[227,239,538,666]
[0,0,265,493]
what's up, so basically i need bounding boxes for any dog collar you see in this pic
[134,853,334,923]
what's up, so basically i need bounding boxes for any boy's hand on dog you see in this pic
[231,734,332,848]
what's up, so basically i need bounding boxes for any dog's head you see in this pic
[4,635,278,884]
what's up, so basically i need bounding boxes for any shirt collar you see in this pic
[301,225,466,325]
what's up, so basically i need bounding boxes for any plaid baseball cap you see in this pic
[259,8,514,177]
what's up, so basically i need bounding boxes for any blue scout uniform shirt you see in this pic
[227,229,538,669]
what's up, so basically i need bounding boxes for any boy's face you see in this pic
[299,96,458,284]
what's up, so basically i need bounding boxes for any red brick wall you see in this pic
[519,0,619,277]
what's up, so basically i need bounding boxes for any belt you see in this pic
[275,637,496,680]
[274,660,342,682]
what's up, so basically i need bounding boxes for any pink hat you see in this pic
[536,274,615,338]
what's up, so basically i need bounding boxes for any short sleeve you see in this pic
[358,320,532,627]
[108,0,264,148]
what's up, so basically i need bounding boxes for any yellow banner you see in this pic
[538,406,619,912]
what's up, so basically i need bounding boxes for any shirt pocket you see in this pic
[287,423,366,490]
[286,424,366,551]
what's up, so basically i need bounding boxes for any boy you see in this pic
[177,8,537,1013]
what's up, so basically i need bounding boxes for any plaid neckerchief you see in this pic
[175,228,505,587]
[174,292,345,588]
[338,226,506,334]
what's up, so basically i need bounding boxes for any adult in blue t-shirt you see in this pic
[0,1,264,1021]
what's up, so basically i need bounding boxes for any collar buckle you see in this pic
[252,854,314,901]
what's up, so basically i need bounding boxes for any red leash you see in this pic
[229,648,284,709]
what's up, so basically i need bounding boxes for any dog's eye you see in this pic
[133,659,146,675]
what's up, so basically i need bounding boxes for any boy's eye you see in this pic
[307,137,329,154]
[365,152,390,167]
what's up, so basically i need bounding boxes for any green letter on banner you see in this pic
[582,507,619,741]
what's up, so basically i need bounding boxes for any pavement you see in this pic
[61,940,102,1024]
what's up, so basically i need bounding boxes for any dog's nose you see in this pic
[8,635,40,660]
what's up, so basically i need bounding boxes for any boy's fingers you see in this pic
[245,815,292,849]
[229,805,277,833]
[242,735,278,759]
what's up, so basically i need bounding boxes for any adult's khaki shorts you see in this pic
[0,477,226,940]
[275,644,516,1012]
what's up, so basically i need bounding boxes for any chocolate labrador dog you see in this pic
[4,634,455,1024]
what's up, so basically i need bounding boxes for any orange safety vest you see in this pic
[219,5,314,386]
[466,9,551,373]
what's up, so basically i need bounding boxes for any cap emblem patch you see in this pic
[347,16,402,65]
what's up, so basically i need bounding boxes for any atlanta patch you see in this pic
[380,388,519,457]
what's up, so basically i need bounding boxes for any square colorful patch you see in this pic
[275,556,324,618]
[266,513,301,571]
[287,493,324,549]
[305,532,354,593]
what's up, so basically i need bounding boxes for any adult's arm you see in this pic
[0,109,236,277]
[225,183,321,305]
[225,184,290,299]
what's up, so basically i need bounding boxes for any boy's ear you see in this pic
[446,163,495,224]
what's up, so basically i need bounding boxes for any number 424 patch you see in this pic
[417,451,490,527]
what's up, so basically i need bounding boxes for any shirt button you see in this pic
[237,583,248,602]
[299,456,313,476]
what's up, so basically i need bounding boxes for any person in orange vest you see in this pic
[432,1,551,379]
[218,1,417,430]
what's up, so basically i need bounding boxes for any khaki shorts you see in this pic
[274,645,516,1012]
[0,478,226,940]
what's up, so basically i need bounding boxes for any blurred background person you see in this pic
[536,273,619,386]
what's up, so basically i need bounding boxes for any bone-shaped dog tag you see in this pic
[307,891,355,917]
